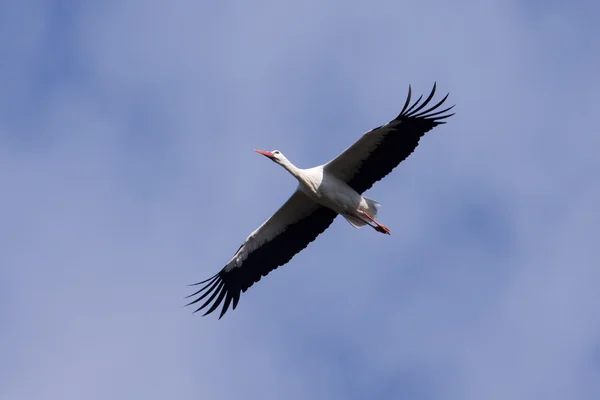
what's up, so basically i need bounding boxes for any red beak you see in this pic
[254,149,275,159]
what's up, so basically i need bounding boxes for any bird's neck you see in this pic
[280,159,303,180]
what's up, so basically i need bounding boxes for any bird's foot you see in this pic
[359,210,391,235]
[375,224,391,235]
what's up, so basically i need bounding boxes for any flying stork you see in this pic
[187,83,454,319]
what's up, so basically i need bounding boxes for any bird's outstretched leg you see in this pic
[359,210,391,235]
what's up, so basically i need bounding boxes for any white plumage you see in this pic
[187,83,454,319]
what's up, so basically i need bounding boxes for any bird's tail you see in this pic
[343,214,368,229]
[342,197,381,229]
[363,196,381,218]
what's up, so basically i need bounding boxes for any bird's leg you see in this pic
[359,210,391,235]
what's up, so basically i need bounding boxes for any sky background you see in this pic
[1,0,600,399]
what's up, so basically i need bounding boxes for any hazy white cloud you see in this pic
[1,0,599,399]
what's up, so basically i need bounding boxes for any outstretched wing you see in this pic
[324,83,454,194]
[186,189,338,319]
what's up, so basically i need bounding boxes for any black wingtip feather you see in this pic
[399,85,412,115]
[345,83,455,194]
[419,105,455,119]
[218,294,233,319]
[186,205,338,320]
[187,264,256,319]
[185,278,221,306]
[184,275,219,300]
[187,273,219,287]
[185,270,238,319]
[404,95,423,115]
[407,83,437,116]
[203,284,228,316]
[398,84,454,124]
[232,291,241,310]
[409,93,448,118]
[194,281,224,313]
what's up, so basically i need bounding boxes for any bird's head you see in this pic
[254,149,287,164]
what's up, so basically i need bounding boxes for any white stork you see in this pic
[187,83,454,319]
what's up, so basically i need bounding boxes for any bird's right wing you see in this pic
[186,189,338,319]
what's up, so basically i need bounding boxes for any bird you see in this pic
[187,83,454,319]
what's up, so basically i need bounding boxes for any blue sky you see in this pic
[1,0,599,399]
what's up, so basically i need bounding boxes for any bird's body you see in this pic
[294,166,381,229]
[187,83,455,318]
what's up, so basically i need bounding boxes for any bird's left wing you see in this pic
[186,189,337,319]
[323,83,454,194]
